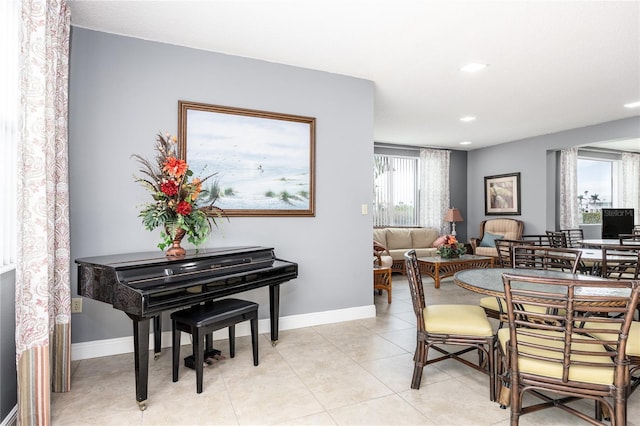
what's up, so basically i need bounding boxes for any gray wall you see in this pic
[466,116,640,237]
[0,269,17,421]
[449,150,469,243]
[68,28,375,342]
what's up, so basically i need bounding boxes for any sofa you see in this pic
[373,227,440,273]
[470,218,524,258]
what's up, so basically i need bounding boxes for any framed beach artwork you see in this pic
[178,101,316,217]
[484,172,521,215]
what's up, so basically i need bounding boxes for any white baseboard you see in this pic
[71,304,375,361]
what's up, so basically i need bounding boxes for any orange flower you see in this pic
[190,178,202,201]
[163,157,188,178]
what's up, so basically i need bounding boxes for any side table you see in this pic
[373,266,392,303]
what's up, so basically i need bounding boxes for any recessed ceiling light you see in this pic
[624,101,640,108]
[460,116,476,122]
[459,141,473,145]
[460,63,488,73]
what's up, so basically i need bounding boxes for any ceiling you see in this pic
[68,0,640,151]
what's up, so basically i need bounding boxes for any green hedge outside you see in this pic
[582,212,601,224]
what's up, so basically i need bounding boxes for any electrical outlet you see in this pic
[361,204,368,215]
[71,298,82,313]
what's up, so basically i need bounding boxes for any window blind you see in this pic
[0,0,19,268]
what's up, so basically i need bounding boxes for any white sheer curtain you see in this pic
[621,152,640,225]
[419,148,450,234]
[559,147,579,229]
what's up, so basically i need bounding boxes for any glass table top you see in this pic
[453,268,632,299]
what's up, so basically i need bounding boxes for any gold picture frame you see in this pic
[178,100,316,217]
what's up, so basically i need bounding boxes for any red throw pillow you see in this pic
[432,236,447,248]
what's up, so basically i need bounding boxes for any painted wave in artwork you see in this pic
[186,109,311,210]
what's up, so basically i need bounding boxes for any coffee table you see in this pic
[417,254,494,289]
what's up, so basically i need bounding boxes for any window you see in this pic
[577,153,620,224]
[373,154,420,226]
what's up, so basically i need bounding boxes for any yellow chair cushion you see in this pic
[497,328,614,385]
[423,305,493,337]
[480,296,565,316]
[583,321,639,357]
[480,296,506,312]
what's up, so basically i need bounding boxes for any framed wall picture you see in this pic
[484,172,521,215]
[178,100,316,217]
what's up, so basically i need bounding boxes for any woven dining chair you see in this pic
[545,230,567,248]
[511,245,582,273]
[404,250,496,401]
[619,233,640,244]
[480,245,582,328]
[601,245,640,280]
[497,273,639,425]
[560,228,584,248]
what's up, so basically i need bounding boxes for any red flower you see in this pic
[160,180,179,196]
[163,157,188,178]
[175,201,192,216]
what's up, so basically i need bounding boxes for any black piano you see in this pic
[75,246,298,410]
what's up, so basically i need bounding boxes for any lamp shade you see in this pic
[444,208,464,222]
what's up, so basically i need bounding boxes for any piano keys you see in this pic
[75,246,298,410]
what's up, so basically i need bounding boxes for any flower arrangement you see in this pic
[132,132,225,252]
[435,235,467,258]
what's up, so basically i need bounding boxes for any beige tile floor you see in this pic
[52,275,639,425]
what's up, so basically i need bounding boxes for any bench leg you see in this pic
[251,313,259,366]
[172,321,179,382]
[194,328,204,394]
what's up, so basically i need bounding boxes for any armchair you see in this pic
[373,240,393,268]
[470,218,524,258]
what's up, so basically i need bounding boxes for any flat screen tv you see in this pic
[601,208,634,238]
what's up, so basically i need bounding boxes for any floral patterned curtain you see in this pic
[559,147,579,229]
[15,0,71,424]
[621,152,640,225]
[419,148,450,234]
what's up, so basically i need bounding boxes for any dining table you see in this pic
[578,238,640,248]
[453,268,632,304]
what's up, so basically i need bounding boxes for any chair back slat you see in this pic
[545,231,568,248]
[512,245,582,273]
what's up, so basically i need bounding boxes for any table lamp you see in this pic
[444,208,464,236]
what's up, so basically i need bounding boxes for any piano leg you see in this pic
[269,284,280,346]
[153,315,162,360]
[128,314,150,411]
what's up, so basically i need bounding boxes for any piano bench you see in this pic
[171,298,259,394]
